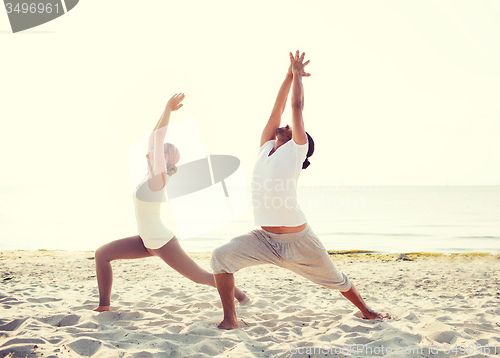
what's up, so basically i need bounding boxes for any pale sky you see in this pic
[1,0,500,193]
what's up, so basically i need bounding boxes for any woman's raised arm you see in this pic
[147,93,185,190]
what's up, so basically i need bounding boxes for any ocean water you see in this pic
[0,185,498,254]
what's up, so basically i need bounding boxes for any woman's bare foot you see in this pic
[94,306,111,312]
[237,294,250,305]
[217,319,239,330]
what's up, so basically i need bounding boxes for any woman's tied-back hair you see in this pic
[164,143,180,176]
[302,132,315,169]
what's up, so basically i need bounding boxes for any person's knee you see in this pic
[210,246,224,268]
[210,246,231,274]
[339,281,352,293]
[335,274,352,292]
[95,245,111,263]
[313,271,351,292]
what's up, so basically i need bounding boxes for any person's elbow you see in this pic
[291,100,304,111]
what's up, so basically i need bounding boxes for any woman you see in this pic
[94,93,248,312]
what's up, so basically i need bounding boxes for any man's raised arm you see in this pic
[260,56,294,147]
[291,50,310,145]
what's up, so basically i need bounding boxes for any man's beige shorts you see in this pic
[210,224,352,292]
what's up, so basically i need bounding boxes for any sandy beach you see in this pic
[0,250,499,358]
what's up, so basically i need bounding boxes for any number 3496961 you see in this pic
[5,3,61,14]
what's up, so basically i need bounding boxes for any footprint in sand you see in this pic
[93,311,120,324]
[68,337,102,357]
[37,314,80,327]
[427,330,461,344]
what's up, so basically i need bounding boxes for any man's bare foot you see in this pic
[94,306,111,312]
[217,319,239,330]
[360,308,390,320]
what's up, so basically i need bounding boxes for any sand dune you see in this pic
[0,250,499,357]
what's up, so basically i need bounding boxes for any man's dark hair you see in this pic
[302,132,314,169]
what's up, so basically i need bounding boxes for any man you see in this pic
[210,50,384,329]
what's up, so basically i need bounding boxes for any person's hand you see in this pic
[290,50,311,77]
[166,93,185,111]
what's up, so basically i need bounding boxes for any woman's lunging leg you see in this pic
[94,235,152,311]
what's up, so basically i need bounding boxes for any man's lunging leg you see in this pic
[214,273,239,329]
[214,273,238,329]
[340,282,385,319]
